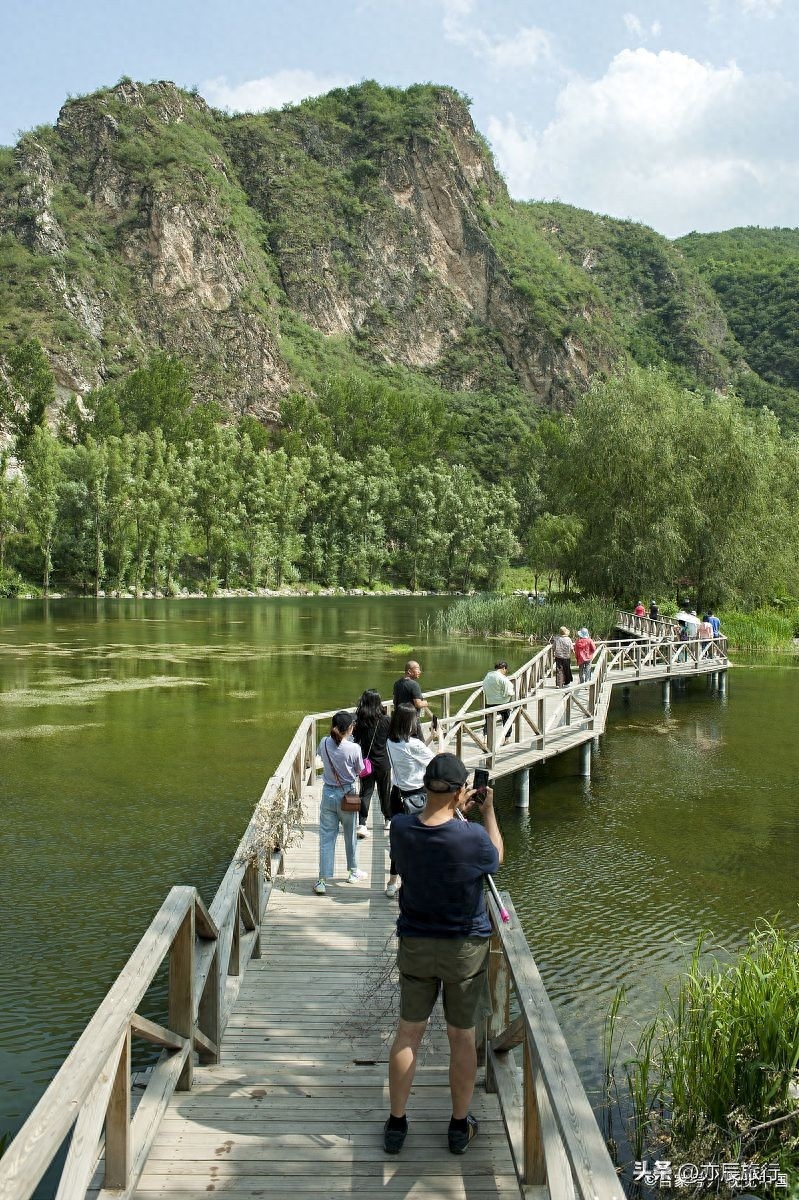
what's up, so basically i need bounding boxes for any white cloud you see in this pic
[483,27,551,70]
[441,1,551,70]
[741,0,782,15]
[486,48,799,236]
[623,13,663,40]
[201,69,353,114]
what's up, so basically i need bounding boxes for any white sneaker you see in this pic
[347,868,367,884]
[385,881,398,898]
[357,825,369,839]
[313,879,326,895]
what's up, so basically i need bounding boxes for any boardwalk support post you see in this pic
[515,768,530,809]
[719,670,728,697]
[662,679,671,706]
[579,740,591,778]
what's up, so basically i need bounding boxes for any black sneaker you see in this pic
[448,1113,478,1154]
[383,1118,408,1154]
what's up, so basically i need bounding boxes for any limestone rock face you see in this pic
[0,79,733,420]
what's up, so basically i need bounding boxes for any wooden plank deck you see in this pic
[457,658,723,781]
[130,797,522,1199]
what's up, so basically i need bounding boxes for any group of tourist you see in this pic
[550,626,597,687]
[633,599,722,647]
[313,660,435,897]
[313,659,504,1158]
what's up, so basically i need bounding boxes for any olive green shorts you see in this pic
[397,936,491,1030]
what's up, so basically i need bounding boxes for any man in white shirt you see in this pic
[482,661,514,742]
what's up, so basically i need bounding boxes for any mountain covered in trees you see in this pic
[1,78,798,601]
[1,75,785,417]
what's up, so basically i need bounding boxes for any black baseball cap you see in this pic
[424,753,468,793]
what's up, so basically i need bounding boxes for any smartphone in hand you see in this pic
[472,768,490,804]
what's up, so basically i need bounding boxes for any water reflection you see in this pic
[1,601,798,1187]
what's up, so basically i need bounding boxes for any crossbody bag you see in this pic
[322,738,361,812]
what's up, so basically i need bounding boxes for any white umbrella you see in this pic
[672,611,693,622]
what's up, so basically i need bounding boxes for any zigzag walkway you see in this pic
[2,611,722,1200]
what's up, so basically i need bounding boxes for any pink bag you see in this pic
[359,757,373,779]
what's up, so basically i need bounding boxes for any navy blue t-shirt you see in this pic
[390,814,500,938]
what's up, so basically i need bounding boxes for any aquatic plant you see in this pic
[437,594,618,642]
[717,608,795,653]
[616,923,799,1186]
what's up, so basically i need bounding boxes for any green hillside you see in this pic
[678,227,799,428]
[2,80,799,602]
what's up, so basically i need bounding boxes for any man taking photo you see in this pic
[383,753,503,1156]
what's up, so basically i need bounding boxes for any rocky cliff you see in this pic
[0,78,740,420]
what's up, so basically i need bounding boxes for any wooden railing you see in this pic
[484,891,622,1200]
[1,630,729,1199]
[616,610,679,640]
[0,717,318,1200]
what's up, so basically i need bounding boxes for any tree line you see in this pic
[0,346,519,596]
[2,340,798,608]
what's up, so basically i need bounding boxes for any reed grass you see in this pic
[619,923,799,1181]
[717,608,796,653]
[437,594,618,641]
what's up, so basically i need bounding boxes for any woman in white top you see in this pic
[384,703,434,898]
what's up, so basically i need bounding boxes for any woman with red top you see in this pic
[574,628,597,684]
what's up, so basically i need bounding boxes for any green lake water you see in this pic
[1,597,798,1181]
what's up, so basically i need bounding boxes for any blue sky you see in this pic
[2,0,798,237]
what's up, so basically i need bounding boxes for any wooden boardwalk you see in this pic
[3,611,720,1200]
[130,814,522,1199]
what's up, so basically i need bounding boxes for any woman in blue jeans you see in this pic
[315,710,366,895]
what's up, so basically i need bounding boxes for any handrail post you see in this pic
[198,945,220,1065]
[243,856,263,958]
[486,709,496,760]
[104,1027,131,1188]
[169,905,195,1091]
[484,929,508,1093]
[522,1037,546,1186]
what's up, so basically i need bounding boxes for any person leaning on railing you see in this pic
[481,660,514,740]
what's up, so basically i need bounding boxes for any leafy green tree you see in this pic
[547,367,688,601]
[104,436,135,594]
[188,426,241,590]
[147,433,191,593]
[5,339,55,449]
[59,439,108,594]
[527,512,582,595]
[23,425,62,594]
[394,466,444,591]
[236,434,272,589]
[676,395,792,606]
[264,449,310,587]
[0,449,25,571]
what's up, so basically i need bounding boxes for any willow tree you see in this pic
[546,366,688,602]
